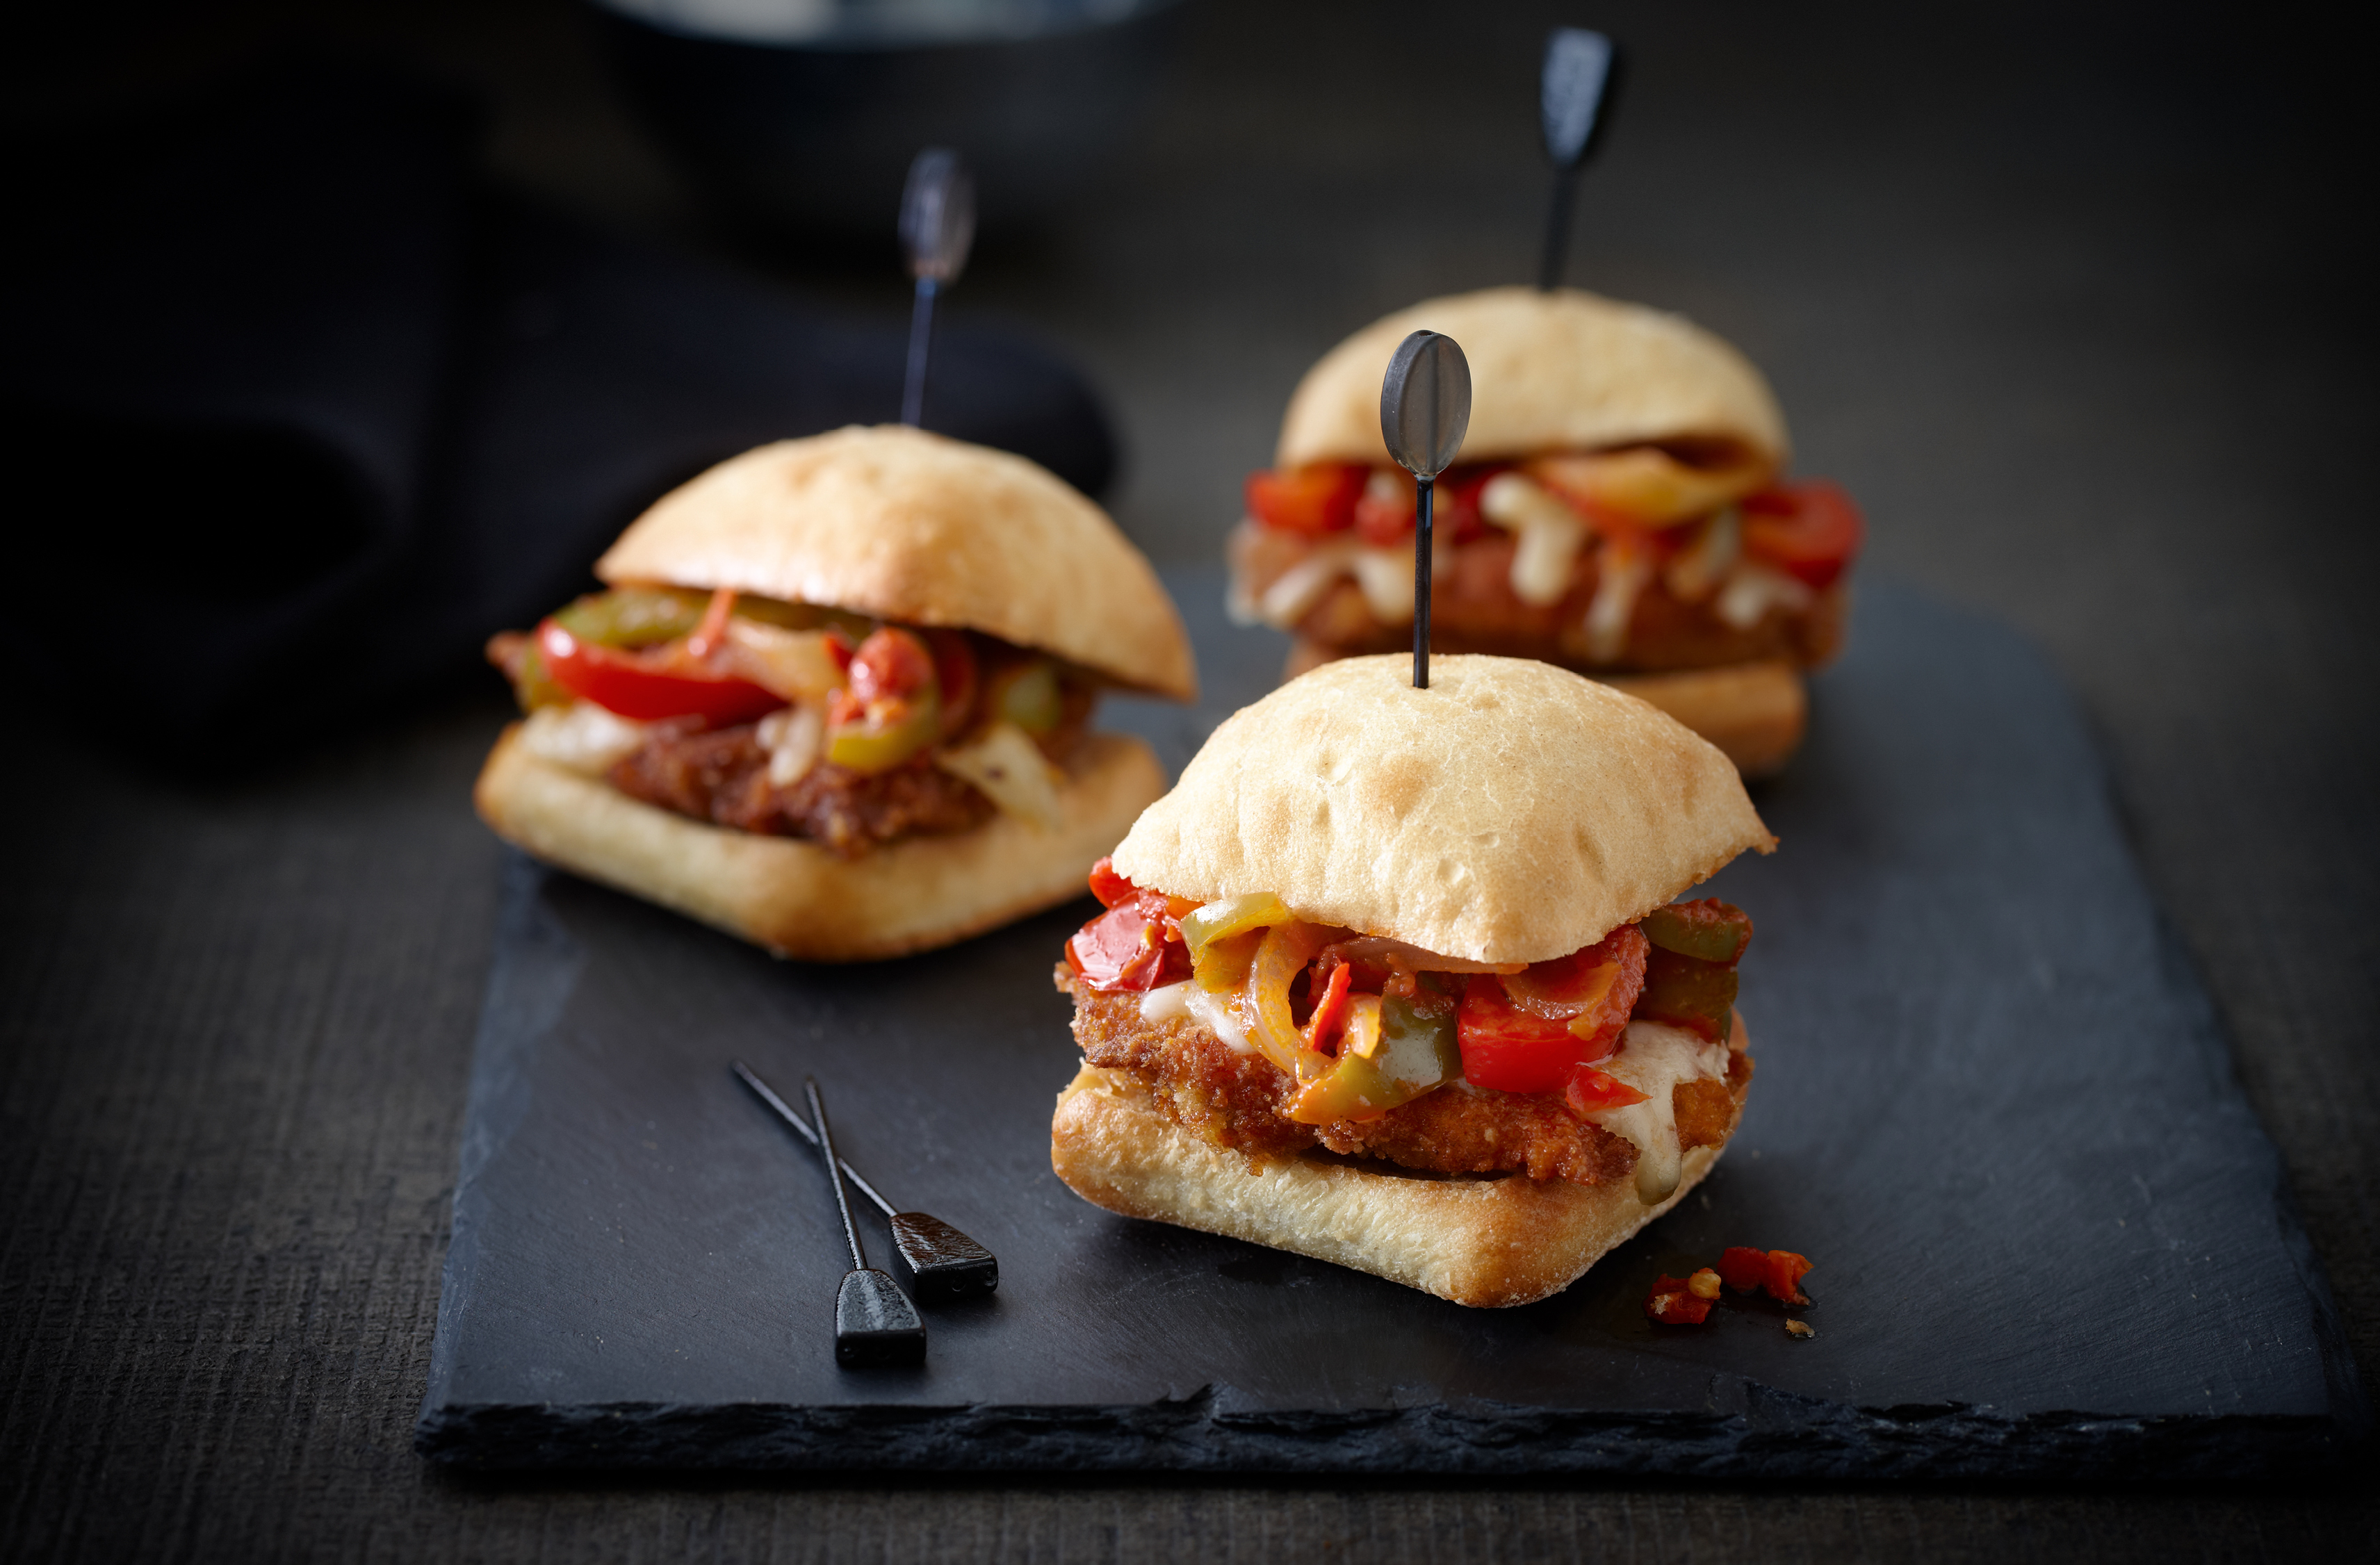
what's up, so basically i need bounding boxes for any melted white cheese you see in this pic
[519,702,651,775]
[1586,1021,1733,1205]
[1139,981,1191,1023]
[1714,559,1815,630]
[1182,983,1256,1054]
[1582,544,1652,662]
[1481,473,1588,606]
[1255,538,1428,628]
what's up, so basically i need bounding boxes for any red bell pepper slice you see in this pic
[1066,899,1174,992]
[1303,962,1355,1054]
[535,619,783,726]
[1456,974,1584,1093]
[1246,463,1364,535]
[1741,480,1865,590]
[1563,1063,1649,1115]
[1086,855,1139,910]
[1457,926,1647,1094]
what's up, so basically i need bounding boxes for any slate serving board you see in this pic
[414,571,2367,1477]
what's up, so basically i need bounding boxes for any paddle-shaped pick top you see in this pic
[900,147,976,285]
[1542,28,1617,169]
[1380,330,1472,480]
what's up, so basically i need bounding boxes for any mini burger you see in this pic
[1228,286,1864,775]
[1050,653,1774,1308]
[477,424,1197,960]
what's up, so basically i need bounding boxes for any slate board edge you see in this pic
[411,1386,2361,1481]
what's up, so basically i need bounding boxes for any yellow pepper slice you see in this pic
[1193,929,1264,994]
[1179,892,1294,962]
[1248,921,1332,1081]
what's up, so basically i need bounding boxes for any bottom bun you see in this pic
[1050,1065,1737,1308]
[474,724,1167,960]
[1284,642,1806,778]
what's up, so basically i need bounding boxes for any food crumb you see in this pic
[1686,1268,1722,1300]
[1785,1319,1816,1339]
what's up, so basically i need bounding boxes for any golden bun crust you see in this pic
[596,426,1197,701]
[1283,645,1809,779]
[1275,287,1788,470]
[1109,654,1775,964]
[1599,662,1807,778]
[1050,1066,1733,1307]
[474,724,1166,960]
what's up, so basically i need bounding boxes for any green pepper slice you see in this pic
[825,690,941,774]
[1640,899,1753,965]
[1288,994,1462,1124]
[987,659,1065,734]
[1634,947,1738,1042]
[553,587,712,648]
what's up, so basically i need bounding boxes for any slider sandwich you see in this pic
[1050,653,1775,1307]
[478,425,1197,960]
[1230,287,1864,775]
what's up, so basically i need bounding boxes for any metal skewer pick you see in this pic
[898,147,977,428]
[1379,330,1473,689]
[734,1061,997,1303]
[803,1076,927,1368]
[1538,28,1620,292]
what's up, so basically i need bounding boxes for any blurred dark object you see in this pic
[2,61,1116,766]
[587,0,1186,245]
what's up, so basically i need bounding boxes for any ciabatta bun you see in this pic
[1282,642,1807,780]
[475,725,1166,961]
[1108,654,1774,963]
[1051,1063,1738,1309]
[596,425,1197,702]
[1275,287,1788,471]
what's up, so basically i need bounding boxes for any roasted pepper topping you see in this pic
[1287,993,1463,1125]
[1641,899,1754,964]
[826,627,941,774]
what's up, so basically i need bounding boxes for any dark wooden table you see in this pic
[5,0,2373,1557]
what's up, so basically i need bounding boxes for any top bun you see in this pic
[1110,655,1774,964]
[596,425,1198,701]
[1274,287,1788,470]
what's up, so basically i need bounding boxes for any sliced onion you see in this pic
[1318,935,1524,975]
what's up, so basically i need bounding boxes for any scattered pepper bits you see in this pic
[1643,1247,1816,1329]
[1643,1275,1714,1325]
[1717,1246,1812,1304]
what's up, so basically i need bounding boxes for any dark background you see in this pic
[3,0,2374,1557]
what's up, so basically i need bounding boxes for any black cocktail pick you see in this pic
[1538,28,1620,292]
[898,147,977,427]
[799,1077,928,1368]
[733,1060,998,1302]
[1378,331,1474,689]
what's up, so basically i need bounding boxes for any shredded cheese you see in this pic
[1480,472,1588,606]
[756,704,824,788]
[1583,538,1653,662]
[1663,507,1741,602]
[1715,561,1814,630]
[933,720,1063,828]
[1254,538,1429,628]
[1139,981,1191,1023]
[519,702,650,775]
[1583,1020,1732,1204]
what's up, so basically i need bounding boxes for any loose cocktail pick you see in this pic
[804,1076,927,1368]
[1379,330,1473,689]
[898,147,977,428]
[734,1061,997,1303]
[1538,28,1620,292]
